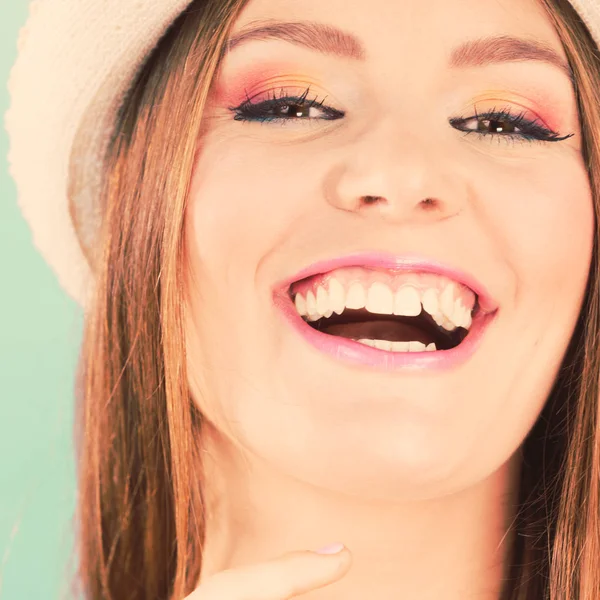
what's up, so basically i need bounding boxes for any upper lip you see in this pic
[277,251,499,314]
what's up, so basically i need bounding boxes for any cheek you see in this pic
[183,135,320,411]
[479,154,594,298]
[187,136,317,270]
[480,152,594,419]
[469,152,593,447]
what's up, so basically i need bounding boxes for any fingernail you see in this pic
[315,543,345,554]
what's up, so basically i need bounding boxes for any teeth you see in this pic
[422,288,439,317]
[409,341,426,352]
[329,278,346,315]
[295,292,307,317]
[461,307,473,329]
[422,288,454,329]
[366,282,394,314]
[357,339,438,352]
[345,282,367,309]
[452,297,470,329]
[393,286,422,317]
[438,283,473,330]
[316,285,333,318]
[440,284,456,319]
[306,290,320,321]
[431,310,446,328]
[440,316,456,331]
[294,277,474,331]
[371,339,393,352]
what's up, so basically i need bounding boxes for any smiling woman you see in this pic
[5,0,600,599]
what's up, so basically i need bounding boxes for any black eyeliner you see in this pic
[449,105,575,143]
[229,85,344,123]
[229,88,575,143]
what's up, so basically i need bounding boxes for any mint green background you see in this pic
[1,2,83,599]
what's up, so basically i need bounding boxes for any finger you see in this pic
[191,544,352,600]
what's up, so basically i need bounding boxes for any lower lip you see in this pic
[273,291,496,372]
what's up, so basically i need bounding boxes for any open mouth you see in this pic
[289,271,478,353]
[302,306,472,351]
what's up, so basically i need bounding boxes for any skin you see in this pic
[183,0,595,597]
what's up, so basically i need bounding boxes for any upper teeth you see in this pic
[294,278,473,331]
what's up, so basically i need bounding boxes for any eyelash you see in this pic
[230,87,574,144]
[449,106,573,143]
[231,87,344,123]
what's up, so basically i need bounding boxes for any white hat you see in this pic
[4,0,600,306]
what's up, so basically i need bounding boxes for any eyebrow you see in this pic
[226,20,365,60]
[450,35,573,83]
[225,20,573,82]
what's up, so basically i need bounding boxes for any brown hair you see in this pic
[70,0,600,598]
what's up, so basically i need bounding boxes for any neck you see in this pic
[197,426,520,600]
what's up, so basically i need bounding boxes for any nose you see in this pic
[325,117,469,224]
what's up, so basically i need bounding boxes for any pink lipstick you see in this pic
[273,252,498,372]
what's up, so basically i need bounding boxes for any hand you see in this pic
[185,544,352,599]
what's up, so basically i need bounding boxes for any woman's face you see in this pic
[185,0,594,498]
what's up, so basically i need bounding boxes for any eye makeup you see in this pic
[212,63,330,107]
[230,86,345,124]
[444,88,575,144]
[464,90,568,134]
[450,107,573,143]
[212,59,576,144]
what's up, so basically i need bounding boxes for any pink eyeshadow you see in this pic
[212,63,304,106]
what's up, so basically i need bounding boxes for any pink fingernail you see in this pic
[315,543,345,554]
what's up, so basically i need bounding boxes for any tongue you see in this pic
[320,319,436,345]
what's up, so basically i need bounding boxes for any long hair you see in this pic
[70,0,600,598]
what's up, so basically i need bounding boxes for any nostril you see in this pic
[420,198,439,209]
[362,195,384,205]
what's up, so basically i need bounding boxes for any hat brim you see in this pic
[5,0,194,306]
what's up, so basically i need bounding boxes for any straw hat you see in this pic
[4,0,600,306]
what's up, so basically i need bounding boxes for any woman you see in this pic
[5,0,600,597]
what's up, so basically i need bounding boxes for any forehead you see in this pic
[231,0,566,57]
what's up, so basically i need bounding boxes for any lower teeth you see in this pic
[357,339,437,352]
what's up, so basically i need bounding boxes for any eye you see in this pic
[230,87,345,124]
[449,107,574,143]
